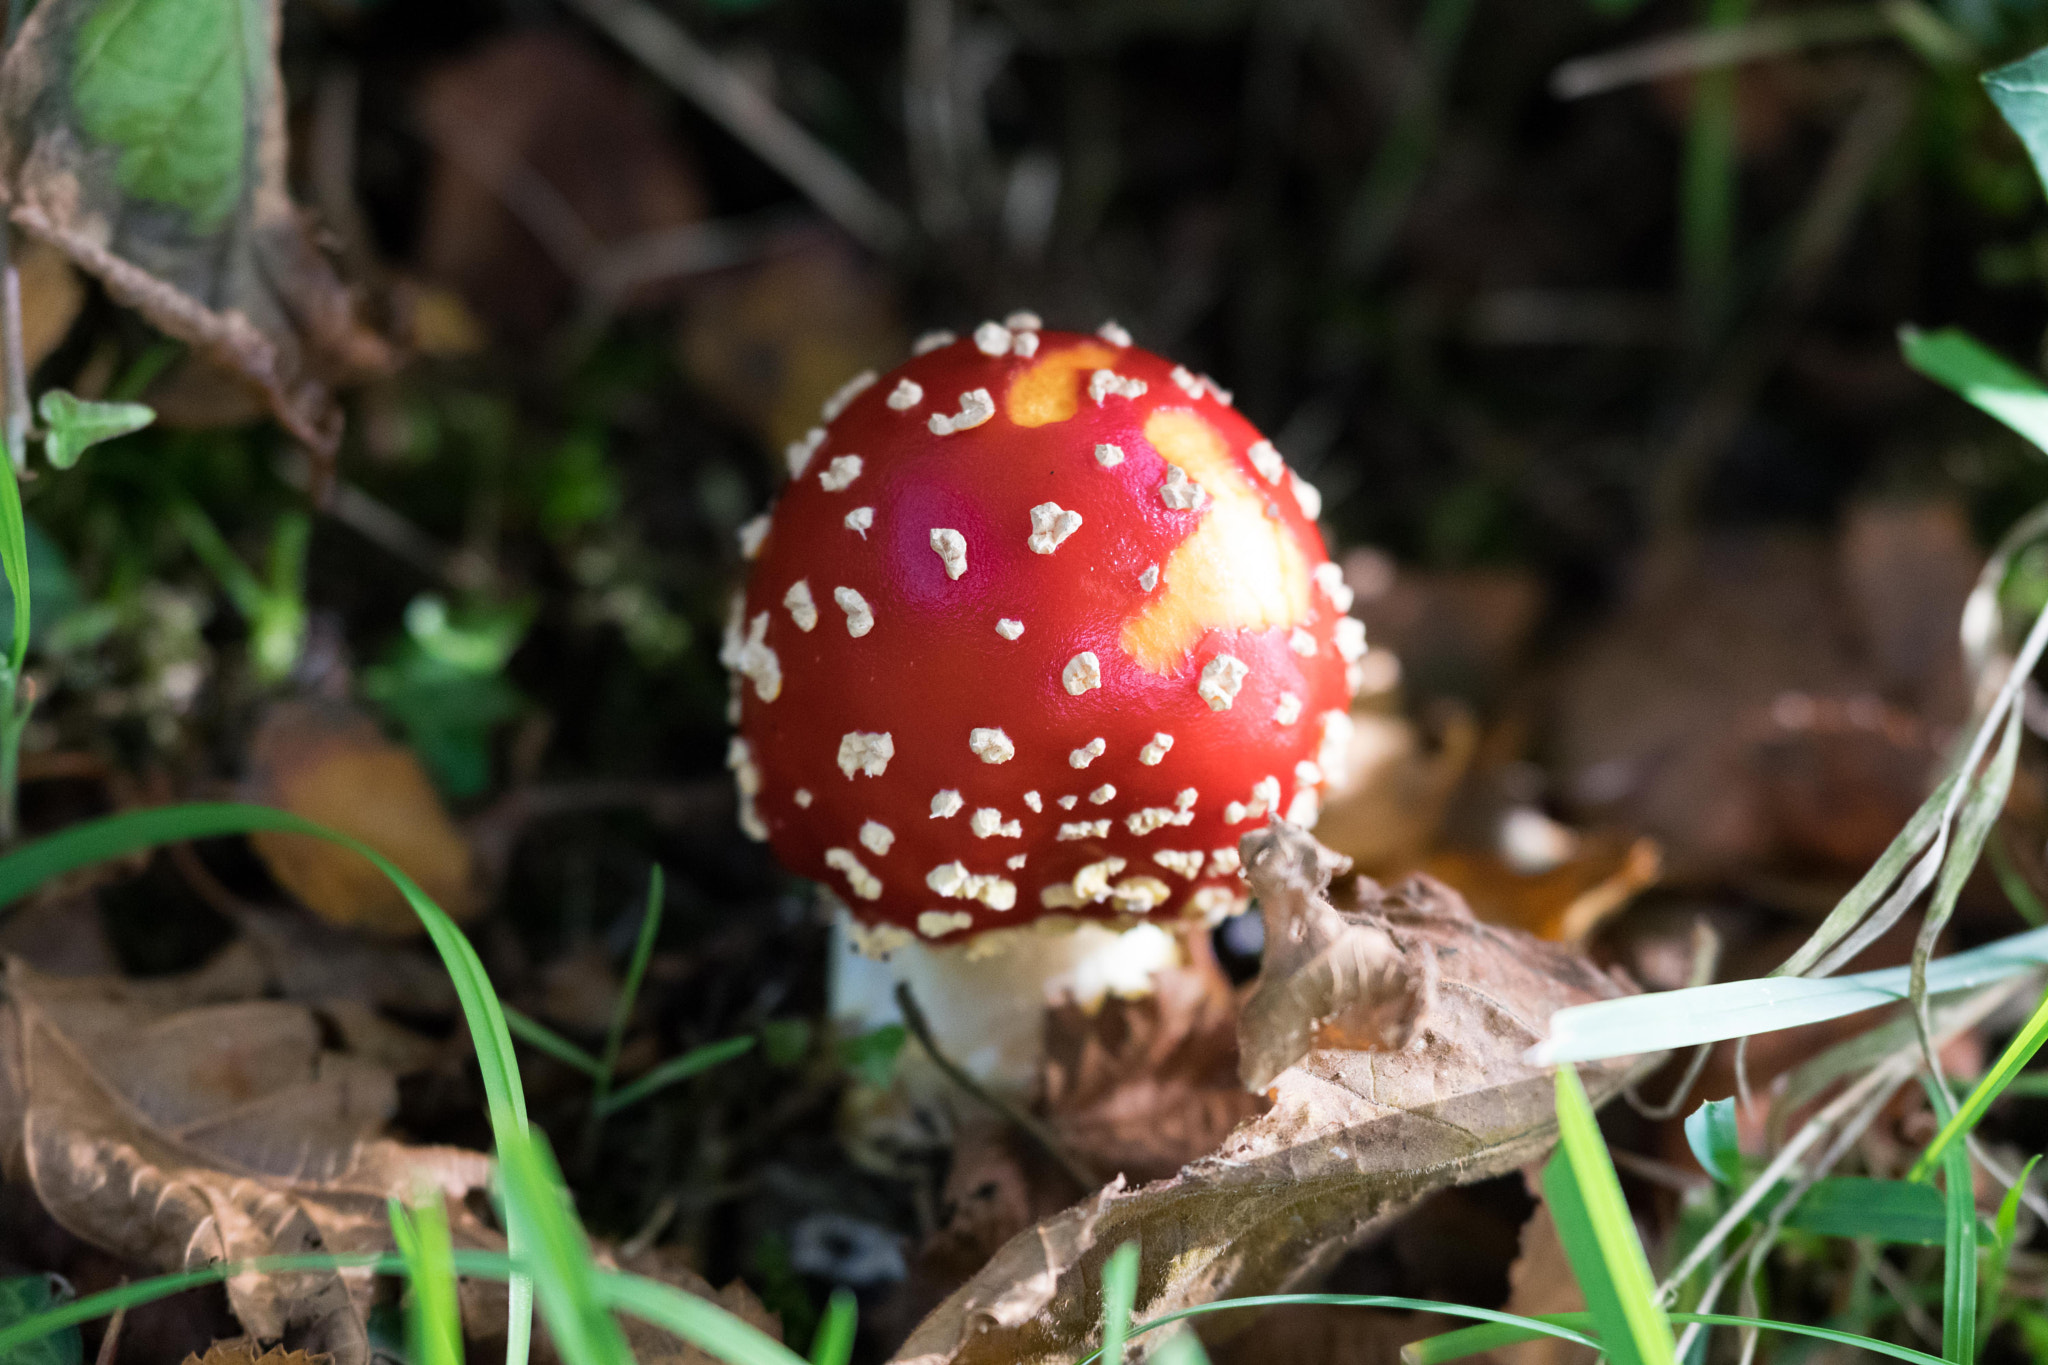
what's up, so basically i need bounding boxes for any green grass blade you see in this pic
[594,1036,755,1118]
[808,1288,856,1365]
[1149,1329,1213,1365]
[1941,1137,1978,1364]
[1534,925,2048,1064]
[1901,326,2048,454]
[1987,833,2048,927]
[0,455,29,672]
[1782,1177,1945,1245]
[389,1194,464,1365]
[1545,1066,1676,1365]
[1981,1154,2041,1345]
[1405,1311,1952,1365]
[504,1005,602,1077]
[598,864,665,1100]
[1911,982,2048,1181]
[496,1126,634,1365]
[1100,1241,1140,1365]
[594,1270,809,1365]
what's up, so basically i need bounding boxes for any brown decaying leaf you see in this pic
[1041,944,1269,1186]
[890,823,1646,1365]
[0,956,495,1365]
[1550,512,1975,885]
[415,30,707,337]
[1422,833,1662,944]
[0,0,392,457]
[1484,1181,1593,1365]
[182,1343,331,1365]
[677,229,903,453]
[1313,706,1478,876]
[244,701,479,935]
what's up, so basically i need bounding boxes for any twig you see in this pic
[1552,5,1889,100]
[893,982,1101,1192]
[560,0,910,254]
[92,1297,126,1365]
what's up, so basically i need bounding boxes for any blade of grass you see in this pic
[389,1194,464,1365]
[1076,1296,1602,1365]
[1782,1177,1945,1245]
[1911,980,2048,1180]
[1941,1135,1977,1364]
[593,1035,755,1118]
[1900,326,2048,454]
[1100,1241,1139,1365]
[1980,1154,2040,1345]
[0,803,537,1365]
[597,864,666,1103]
[808,1289,855,1365]
[0,1249,810,1365]
[1911,706,2023,1079]
[1987,831,2048,927]
[1405,1311,1952,1365]
[1546,1066,1677,1365]
[1533,925,2048,1064]
[496,1126,634,1365]
[504,1006,602,1077]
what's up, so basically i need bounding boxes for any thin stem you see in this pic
[0,216,33,846]
[893,982,1100,1191]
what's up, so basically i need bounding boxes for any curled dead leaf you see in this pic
[0,956,495,1365]
[890,824,1648,1365]
[244,701,479,934]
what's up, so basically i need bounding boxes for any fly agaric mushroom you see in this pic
[722,315,1364,1089]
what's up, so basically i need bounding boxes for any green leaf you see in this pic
[71,0,268,231]
[1912,982,2048,1180]
[0,1276,79,1365]
[34,391,153,470]
[1683,1097,1741,1185]
[1901,327,2048,455]
[1100,1241,1140,1365]
[1544,1067,1676,1365]
[594,1036,755,1118]
[1986,46,2048,200]
[808,1289,856,1365]
[1781,1177,1946,1245]
[835,1023,906,1088]
[1941,1138,1978,1364]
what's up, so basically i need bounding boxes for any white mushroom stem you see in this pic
[828,901,1184,1096]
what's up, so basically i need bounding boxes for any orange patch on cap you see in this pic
[1119,409,1313,673]
[1004,340,1123,427]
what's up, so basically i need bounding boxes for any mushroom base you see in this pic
[827,899,1185,1095]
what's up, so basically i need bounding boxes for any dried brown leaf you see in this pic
[181,1343,331,1365]
[244,701,479,934]
[0,957,495,1365]
[0,0,392,457]
[890,824,1645,1365]
[1042,947,1268,1186]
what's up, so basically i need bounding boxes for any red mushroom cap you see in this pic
[723,318,1362,950]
